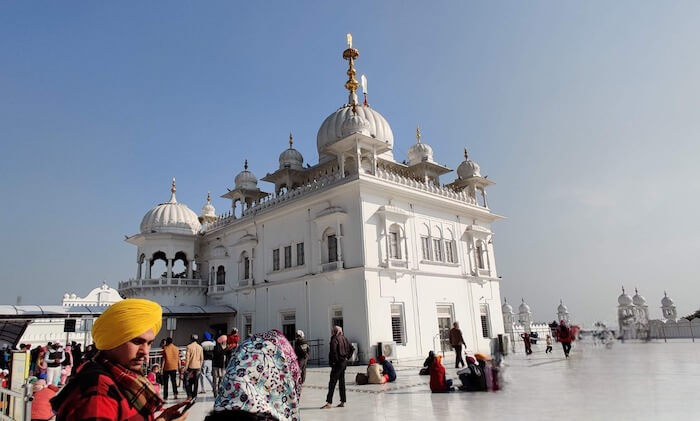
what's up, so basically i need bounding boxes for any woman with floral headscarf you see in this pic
[205,330,301,421]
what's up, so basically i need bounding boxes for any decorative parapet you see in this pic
[205,163,488,233]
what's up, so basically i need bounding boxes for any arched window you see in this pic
[432,227,443,262]
[328,234,338,263]
[216,265,226,285]
[419,223,431,261]
[444,229,456,263]
[388,224,402,260]
[173,251,188,278]
[151,251,167,279]
[210,266,215,284]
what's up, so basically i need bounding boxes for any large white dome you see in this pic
[661,292,674,307]
[140,179,201,235]
[317,104,394,161]
[618,288,633,306]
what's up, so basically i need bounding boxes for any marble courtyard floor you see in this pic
[186,339,700,420]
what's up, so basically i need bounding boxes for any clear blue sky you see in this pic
[2,1,699,326]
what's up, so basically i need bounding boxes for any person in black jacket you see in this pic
[294,330,310,384]
[378,355,396,382]
[212,335,228,397]
[321,326,353,409]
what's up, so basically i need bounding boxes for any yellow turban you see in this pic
[92,299,163,350]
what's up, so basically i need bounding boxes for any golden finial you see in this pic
[464,148,469,160]
[244,160,248,171]
[416,125,422,143]
[207,191,211,203]
[289,132,293,148]
[343,33,360,105]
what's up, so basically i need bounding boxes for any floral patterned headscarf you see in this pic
[214,329,301,421]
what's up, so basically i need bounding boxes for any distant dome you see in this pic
[457,148,481,179]
[558,301,568,313]
[632,289,647,306]
[235,160,258,190]
[519,300,531,313]
[140,179,201,235]
[661,292,674,307]
[63,293,69,299]
[201,193,216,219]
[279,135,304,170]
[408,128,434,165]
[502,300,513,313]
[317,105,394,161]
[618,288,633,306]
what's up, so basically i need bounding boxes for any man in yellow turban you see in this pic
[51,299,191,421]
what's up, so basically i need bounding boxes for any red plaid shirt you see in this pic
[51,361,154,421]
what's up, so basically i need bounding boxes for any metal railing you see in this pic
[118,278,208,289]
[0,385,31,421]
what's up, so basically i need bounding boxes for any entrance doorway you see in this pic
[436,305,454,355]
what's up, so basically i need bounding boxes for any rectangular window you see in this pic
[445,241,455,263]
[284,246,292,268]
[476,245,485,269]
[421,237,431,260]
[244,257,250,279]
[391,303,406,345]
[328,235,338,263]
[244,314,253,337]
[272,249,280,271]
[389,232,401,259]
[480,304,491,338]
[433,239,443,261]
[296,242,305,266]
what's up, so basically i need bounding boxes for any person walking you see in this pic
[321,325,353,409]
[200,332,215,394]
[184,335,203,398]
[545,334,553,353]
[45,342,65,386]
[212,335,227,397]
[558,321,572,358]
[161,337,180,400]
[294,330,310,384]
[521,332,533,355]
[50,298,189,420]
[449,322,466,368]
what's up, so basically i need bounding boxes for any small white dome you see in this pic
[632,289,647,306]
[408,128,434,165]
[661,292,674,307]
[63,293,70,299]
[234,161,258,190]
[317,104,394,161]
[502,300,513,313]
[618,288,633,306]
[557,300,568,313]
[519,299,531,313]
[70,294,77,299]
[201,193,216,219]
[457,148,481,179]
[279,135,304,170]
[140,179,201,235]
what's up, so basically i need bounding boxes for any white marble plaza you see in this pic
[185,339,699,420]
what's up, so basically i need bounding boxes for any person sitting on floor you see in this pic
[378,355,396,383]
[419,350,435,375]
[367,358,387,384]
[457,356,486,392]
[429,355,453,393]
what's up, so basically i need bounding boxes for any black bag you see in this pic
[355,373,368,385]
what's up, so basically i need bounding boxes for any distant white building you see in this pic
[18,284,123,346]
[117,38,506,361]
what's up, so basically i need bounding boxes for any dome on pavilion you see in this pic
[140,179,201,235]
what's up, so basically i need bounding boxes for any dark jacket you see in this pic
[458,363,486,392]
[449,328,465,347]
[328,334,352,366]
[294,338,310,363]
[212,343,227,369]
[381,360,396,382]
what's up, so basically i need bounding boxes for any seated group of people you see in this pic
[357,355,397,385]
[421,350,499,393]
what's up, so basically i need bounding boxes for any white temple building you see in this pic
[617,288,699,340]
[116,37,506,362]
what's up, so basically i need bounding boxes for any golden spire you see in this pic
[343,33,360,106]
[244,160,248,171]
[207,191,211,203]
[289,132,293,148]
[416,125,422,143]
[464,148,469,160]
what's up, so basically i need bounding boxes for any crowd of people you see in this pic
[1,303,522,420]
